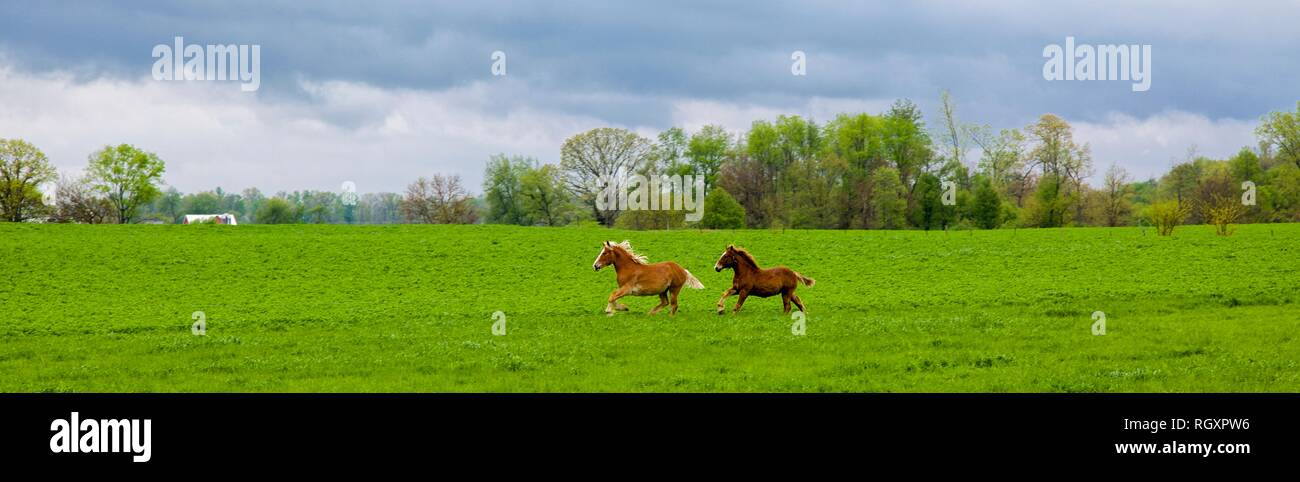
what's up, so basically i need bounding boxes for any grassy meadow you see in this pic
[1,223,1297,392]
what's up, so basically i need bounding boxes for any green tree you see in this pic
[868,167,907,229]
[912,173,948,230]
[1025,114,1089,223]
[154,187,183,223]
[700,187,745,229]
[0,138,57,222]
[1033,173,1070,227]
[1228,147,1263,184]
[256,198,298,224]
[1257,101,1300,169]
[242,187,266,223]
[687,125,730,189]
[519,163,574,226]
[182,191,222,215]
[971,175,1002,229]
[654,127,688,173]
[483,154,532,225]
[86,144,166,224]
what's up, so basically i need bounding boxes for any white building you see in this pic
[183,214,238,225]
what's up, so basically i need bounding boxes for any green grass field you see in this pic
[1,223,1298,392]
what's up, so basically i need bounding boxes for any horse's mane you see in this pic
[732,247,760,269]
[610,240,649,264]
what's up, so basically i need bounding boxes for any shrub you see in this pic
[700,187,745,229]
[1148,200,1190,236]
[256,198,298,224]
[1202,194,1246,236]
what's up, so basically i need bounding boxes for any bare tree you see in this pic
[401,174,478,224]
[559,127,652,226]
[1101,164,1132,227]
[53,174,115,224]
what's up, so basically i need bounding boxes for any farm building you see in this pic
[183,214,239,225]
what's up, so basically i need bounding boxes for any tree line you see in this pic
[4,96,1299,230]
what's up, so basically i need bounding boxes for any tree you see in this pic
[937,90,968,170]
[912,173,948,230]
[1026,114,1090,223]
[402,174,478,224]
[700,187,746,229]
[971,176,1002,229]
[483,154,532,225]
[0,138,57,222]
[686,125,731,189]
[182,191,222,215]
[155,187,183,223]
[1160,160,1202,209]
[52,174,114,224]
[1257,101,1300,169]
[559,127,652,226]
[653,127,688,173]
[1228,148,1263,185]
[868,167,907,229]
[85,144,166,224]
[241,187,266,223]
[1032,173,1069,227]
[974,128,1027,191]
[1101,164,1133,227]
[882,100,935,203]
[256,198,298,224]
[519,163,574,226]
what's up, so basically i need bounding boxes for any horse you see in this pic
[592,240,705,316]
[713,245,815,314]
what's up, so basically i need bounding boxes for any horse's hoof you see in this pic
[716,309,725,315]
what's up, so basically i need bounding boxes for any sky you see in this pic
[2,0,1298,194]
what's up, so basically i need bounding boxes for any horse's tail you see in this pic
[683,269,705,289]
[795,272,816,287]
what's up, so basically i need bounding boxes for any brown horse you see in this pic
[714,245,815,314]
[592,240,704,316]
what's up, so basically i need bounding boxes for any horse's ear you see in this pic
[604,240,610,247]
[726,244,734,252]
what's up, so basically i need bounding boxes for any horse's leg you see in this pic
[648,293,669,315]
[716,287,736,315]
[732,290,749,313]
[615,302,630,311]
[791,293,807,314]
[669,285,683,316]
[606,286,631,316]
[781,291,792,314]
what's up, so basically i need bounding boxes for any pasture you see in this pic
[1,223,1297,392]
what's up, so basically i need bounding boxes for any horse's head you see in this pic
[715,245,739,272]
[593,241,617,271]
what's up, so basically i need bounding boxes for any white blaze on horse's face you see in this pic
[714,250,728,272]
[593,246,607,271]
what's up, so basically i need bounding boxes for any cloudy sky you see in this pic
[2,1,1298,194]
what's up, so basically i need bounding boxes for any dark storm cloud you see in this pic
[4,0,1298,127]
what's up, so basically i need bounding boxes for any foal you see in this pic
[593,240,705,316]
[714,245,815,314]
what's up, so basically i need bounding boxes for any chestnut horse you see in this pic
[592,240,704,316]
[714,245,815,314]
